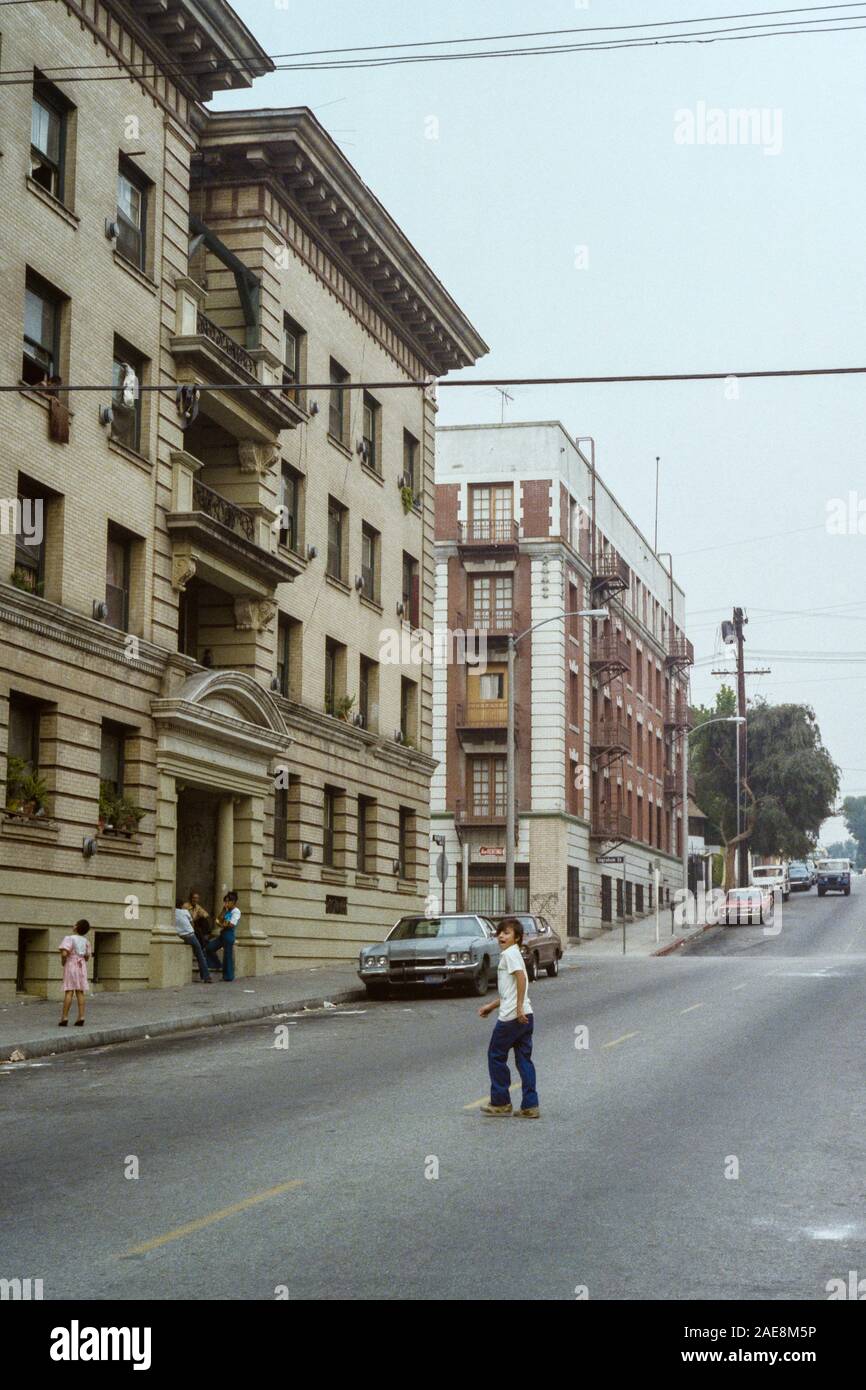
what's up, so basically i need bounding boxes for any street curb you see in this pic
[651,922,718,957]
[0,985,368,1063]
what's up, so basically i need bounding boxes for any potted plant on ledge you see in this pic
[99,780,145,837]
[4,757,48,818]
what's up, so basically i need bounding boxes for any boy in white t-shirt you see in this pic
[478,917,539,1118]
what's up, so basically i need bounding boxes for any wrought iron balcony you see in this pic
[455,797,507,825]
[196,312,257,378]
[664,770,696,801]
[590,635,630,674]
[666,636,695,667]
[590,806,632,840]
[664,697,693,730]
[590,717,630,754]
[459,607,519,637]
[591,552,630,593]
[456,700,510,730]
[457,518,519,547]
[192,478,254,543]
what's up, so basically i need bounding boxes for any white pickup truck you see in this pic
[750,863,790,902]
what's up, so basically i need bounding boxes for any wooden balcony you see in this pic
[590,634,630,676]
[455,700,514,744]
[590,717,630,755]
[590,806,632,840]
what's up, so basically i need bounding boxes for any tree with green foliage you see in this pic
[827,837,858,864]
[838,797,866,868]
[690,686,839,887]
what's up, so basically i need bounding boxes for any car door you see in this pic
[534,917,550,964]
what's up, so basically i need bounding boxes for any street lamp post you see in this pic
[505,607,609,912]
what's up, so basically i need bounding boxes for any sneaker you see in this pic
[514,1107,540,1119]
[479,1102,513,1116]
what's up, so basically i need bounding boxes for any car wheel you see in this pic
[469,958,490,996]
[546,954,560,978]
[818,888,825,897]
[525,954,537,983]
[365,983,389,1000]
[845,887,851,896]
[783,892,789,902]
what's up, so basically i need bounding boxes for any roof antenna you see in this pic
[494,386,514,423]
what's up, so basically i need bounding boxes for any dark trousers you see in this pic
[185,934,211,981]
[206,929,235,981]
[488,1015,538,1108]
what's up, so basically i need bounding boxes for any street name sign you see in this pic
[596,855,624,864]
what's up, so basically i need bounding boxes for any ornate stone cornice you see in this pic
[0,586,165,677]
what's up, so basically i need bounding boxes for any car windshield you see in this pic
[752,867,781,877]
[388,915,479,940]
[817,860,848,872]
[728,889,761,899]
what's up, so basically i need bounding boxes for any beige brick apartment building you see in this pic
[0,0,486,998]
[430,423,693,941]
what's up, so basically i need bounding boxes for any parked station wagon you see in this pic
[358,913,499,998]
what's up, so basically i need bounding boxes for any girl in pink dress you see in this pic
[58,920,91,1026]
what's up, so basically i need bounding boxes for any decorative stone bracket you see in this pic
[172,552,197,592]
[234,596,277,631]
[238,439,279,476]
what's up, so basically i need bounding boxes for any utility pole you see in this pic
[733,607,748,888]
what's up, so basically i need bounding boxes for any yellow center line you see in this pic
[119,1179,304,1257]
[679,1003,705,1014]
[463,1082,519,1111]
[602,1031,639,1049]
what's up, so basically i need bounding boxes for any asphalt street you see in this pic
[3,879,865,1301]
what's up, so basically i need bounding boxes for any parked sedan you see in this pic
[720,887,775,926]
[787,861,812,892]
[358,913,499,999]
[487,913,563,980]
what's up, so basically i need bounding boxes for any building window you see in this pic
[403,430,419,499]
[22,272,62,385]
[358,794,375,872]
[116,157,148,270]
[279,464,302,553]
[6,695,46,814]
[401,552,419,627]
[329,358,349,445]
[30,76,69,201]
[12,476,48,597]
[398,806,415,879]
[324,638,346,717]
[323,786,341,867]
[111,338,145,452]
[469,484,512,542]
[478,672,505,701]
[276,616,292,698]
[105,524,131,631]
[359,656,378,731]
[361,523,379,601]
[400,677,417,745]
[327,497,346,582]
[99,722,126,798]
[470,757,506,818]
[282,313,305,398]
[274,786,288,860]
[361,393,380,473]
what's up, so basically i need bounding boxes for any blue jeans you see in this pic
[488,1016,538,1109]
[206,928,235,981]
[186,934,211,982]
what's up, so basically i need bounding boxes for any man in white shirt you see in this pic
[478,917,539,1118]
[174,898,212,982]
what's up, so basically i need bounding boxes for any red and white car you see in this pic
[720,887,775,926]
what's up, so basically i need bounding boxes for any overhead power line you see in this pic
[6,363,866,394]
[2,5,866,82]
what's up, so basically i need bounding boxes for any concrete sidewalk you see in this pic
[0,962,367,1063]
[565,910,715,959]
[0,915,716,1064]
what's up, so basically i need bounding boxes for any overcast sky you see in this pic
[221,1,866,847]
